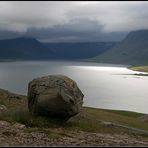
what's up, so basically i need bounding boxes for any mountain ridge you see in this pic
[91,30,148,66]
[0,36,117,60]
[44,42,117,59]
[0,36,54,60]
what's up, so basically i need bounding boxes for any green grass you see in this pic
[0,105,148,135]
[129,66,148,73]
[102,108,144,118]
[0,108,69,128]
[0,89,148,136]
[0,88,27,110]
[71,107,148,132]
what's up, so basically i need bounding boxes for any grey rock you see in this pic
[139,114,148,122]
[0,120,11,127]
[0,105,7,112]
[12,123,26,129]
[28,75,84,119]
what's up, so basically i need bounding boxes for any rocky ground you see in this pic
[0,120,148,147]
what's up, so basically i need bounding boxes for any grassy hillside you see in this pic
[0,88,148,146]
[0,88,147,134]
[91,30,148,66]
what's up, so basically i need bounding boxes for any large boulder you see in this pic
[28,75,84,120]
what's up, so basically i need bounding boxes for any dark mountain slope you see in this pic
[0,37,54,60]
[92,30,148,65]
[0,37,117,60]
[44,42,117,59]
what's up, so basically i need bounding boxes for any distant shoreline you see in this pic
[0,59,130,68]
[128,65,148,73]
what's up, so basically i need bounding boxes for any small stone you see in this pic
[0,120,11,127]
[0,105,7,112]
[139,114,148,122]
[13,123,26,129]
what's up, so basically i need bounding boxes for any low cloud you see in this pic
[25,19,127,42]
[0,1,147,41]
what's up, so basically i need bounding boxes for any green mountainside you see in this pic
[91,30,148,66]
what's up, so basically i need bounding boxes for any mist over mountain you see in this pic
[92,30,148,66]
[1,29,148,65]
[0,2,148,65]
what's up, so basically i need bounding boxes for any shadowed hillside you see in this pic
[0,37,117,61]
[91,30,148,66]
[0,37,54,60]
[44,42,117,59]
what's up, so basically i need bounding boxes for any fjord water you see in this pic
[0,61,148,114]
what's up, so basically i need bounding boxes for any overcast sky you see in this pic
[0,1,148,42]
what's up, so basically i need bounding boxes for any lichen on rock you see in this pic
[28,75,84,120]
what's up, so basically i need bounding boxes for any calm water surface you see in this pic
[0,60,148,114]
